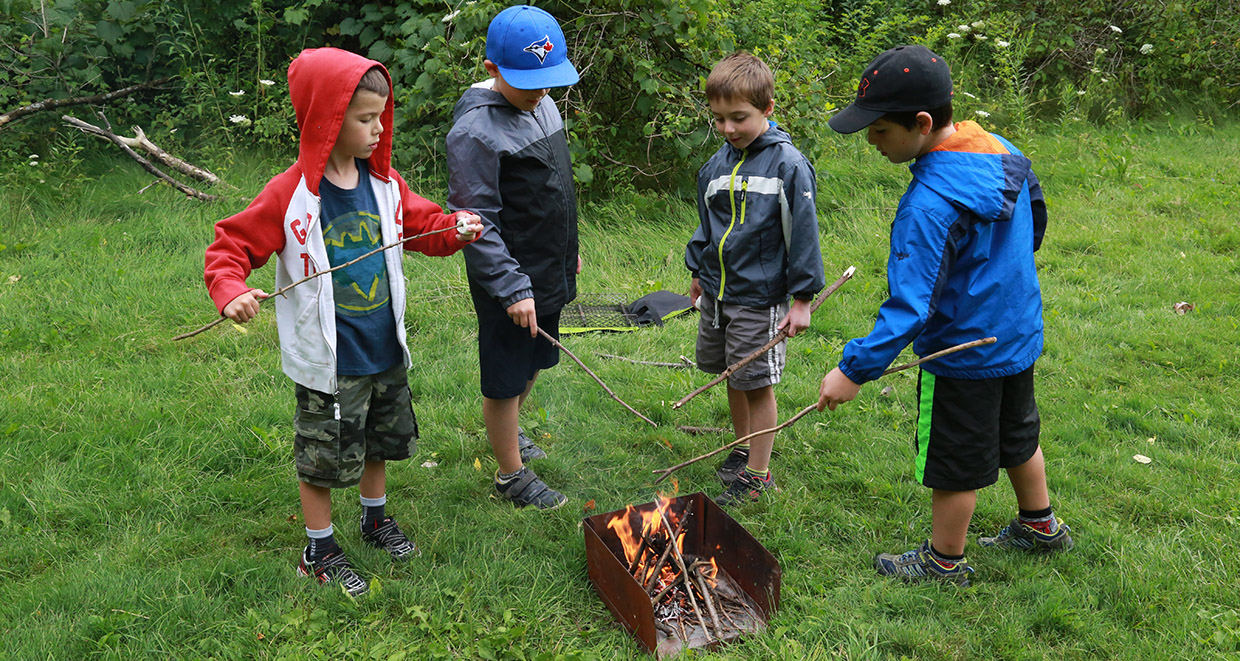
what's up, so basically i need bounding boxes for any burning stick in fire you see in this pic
[657,507,713,642]
[652,337,998,484]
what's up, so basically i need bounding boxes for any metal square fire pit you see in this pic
[583,492,780,657]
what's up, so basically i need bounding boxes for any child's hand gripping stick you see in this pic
[455,212,482,241]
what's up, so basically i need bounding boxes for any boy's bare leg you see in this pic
[484,376,538,475]
[930,488,977,557]
[1005,446,1051,511]
[741,385,777,473]
[299,481,333,530]
[727,385,751,439]
[359,460,385,500]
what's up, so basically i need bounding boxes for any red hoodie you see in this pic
[204,47,471,393]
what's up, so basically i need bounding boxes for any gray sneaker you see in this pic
[874,541,974,587]
[495,467,566,510]
[517,428,547,462]
[979,518,1074,553]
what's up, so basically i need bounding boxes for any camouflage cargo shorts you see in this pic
[293,363,419,488]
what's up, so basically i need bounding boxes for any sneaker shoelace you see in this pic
[366,518,414,551]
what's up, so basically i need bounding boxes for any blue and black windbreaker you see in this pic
[839,121,1049,383]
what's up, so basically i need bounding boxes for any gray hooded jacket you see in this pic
[686,124,825,306]
[447,81,579,316]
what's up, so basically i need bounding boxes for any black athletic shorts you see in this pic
[913,365,1041,491]
[477,310,561,399]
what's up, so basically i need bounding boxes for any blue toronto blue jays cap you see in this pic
[829,45,953,134]
[486,5,579,90]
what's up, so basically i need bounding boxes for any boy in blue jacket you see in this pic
[687,52,826,507]
[446,6,580,510]
[817,45,1073,585]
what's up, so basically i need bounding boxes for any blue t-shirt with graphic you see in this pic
[319,160,402,375]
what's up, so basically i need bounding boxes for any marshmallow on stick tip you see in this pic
[455,212,482,241]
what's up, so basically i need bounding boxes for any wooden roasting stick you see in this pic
[652,337,997,484]
[172,225,459,341]
[538,328,658,428]
[672,265,856,409]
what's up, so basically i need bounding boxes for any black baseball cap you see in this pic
[828,45,953,134]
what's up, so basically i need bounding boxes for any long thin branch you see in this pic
[672,265,855,409]
[653,337,997,483]
[0,77,171,128]
[537,329,657,427]
[172,225,458,341]
[91,112,217,201]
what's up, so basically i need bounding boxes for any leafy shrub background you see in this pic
[2,0,1237,191]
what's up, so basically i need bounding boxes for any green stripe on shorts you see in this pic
[916,370,935,485]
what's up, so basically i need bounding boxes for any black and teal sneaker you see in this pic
[297,547,369,597]
[979,518,1074,553]
[873,541,974,587]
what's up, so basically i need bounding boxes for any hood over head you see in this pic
[910,120,1034,223]
[288,47,394,195]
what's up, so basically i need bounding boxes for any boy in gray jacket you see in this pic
[446,6,580,510]
[687,52,826,507]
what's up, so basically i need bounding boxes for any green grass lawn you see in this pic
[1,119,1238,659]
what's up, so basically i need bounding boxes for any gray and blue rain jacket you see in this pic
[686,124,825,306]
[447,81,579,316]
[838,121,1049,383]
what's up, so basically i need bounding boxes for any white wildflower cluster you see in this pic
[947,33,962,39]
[259,79,275,86]
[937,0,951,5]
[229,114,252,127]
[1140,43,1154,54]
[228,90,245,96]
[974,110,990,118]
[996,40,1010,48]
[28,153,39,167]
[1109,25,1122,33]
[957,24,970,33]
[960,91,978,99]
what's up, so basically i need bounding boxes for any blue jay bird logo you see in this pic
[523,36,554,64]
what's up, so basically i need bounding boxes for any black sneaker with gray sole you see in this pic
[297,547,369,597]
[360,516,420,561]
[716,447,749,486]
[517,428,547,462]
[495,466,566,510]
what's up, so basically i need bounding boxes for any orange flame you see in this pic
[605,496,688,583]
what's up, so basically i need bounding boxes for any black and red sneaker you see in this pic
[297,547,369,597]
[714,469,776,508]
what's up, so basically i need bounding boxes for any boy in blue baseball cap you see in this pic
[446,6,581,509]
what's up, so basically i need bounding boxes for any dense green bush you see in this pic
[2,0,1236,192]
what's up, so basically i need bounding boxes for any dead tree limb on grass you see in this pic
[82,112,217,201]
[62,115,221,185]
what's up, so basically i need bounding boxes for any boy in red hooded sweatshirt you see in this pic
[204,48,483,596]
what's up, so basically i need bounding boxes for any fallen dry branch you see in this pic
[672,265,855,409]
[653,337,997,484]
[595,353,693,369]
[86,112,217,201]
[0,77,171,129]
[62,115,221,185]
[538,329,658,428]
[172,225,459,341]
